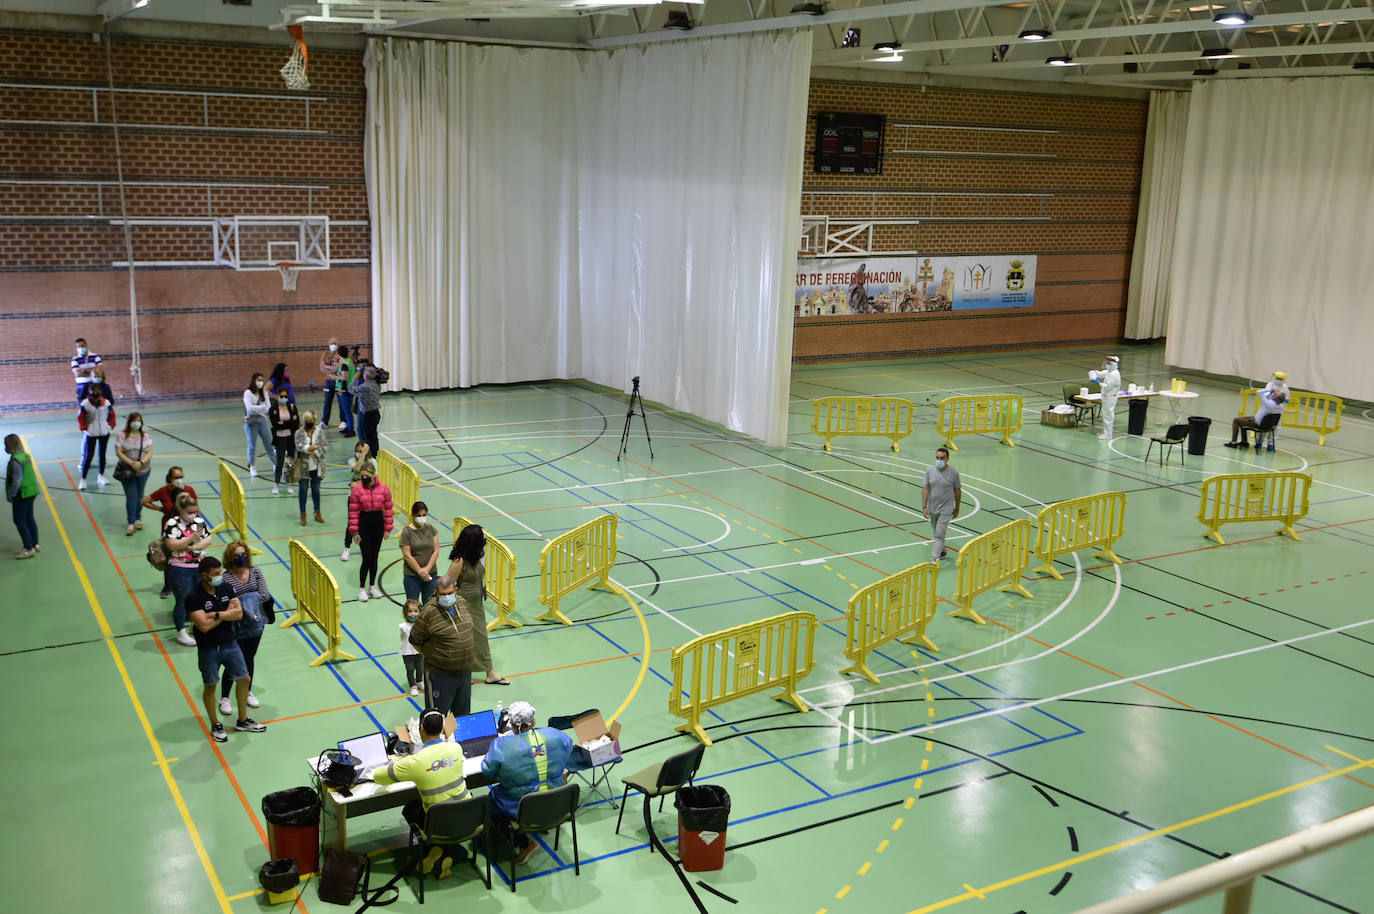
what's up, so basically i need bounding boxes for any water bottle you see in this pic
[496,700,509,735]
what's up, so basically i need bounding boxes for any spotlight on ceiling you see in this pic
[1213,11,1253,26]
[790,2,826,14]
[873,40,901,51]
[1046,55,1074,66]
[1200,47,1235,58]
[664,10,693,29]
[1193,67,1219,76]
[1018,29,1051,41]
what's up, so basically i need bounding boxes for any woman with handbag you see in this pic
[113,411,153,536]
[269,390,300,496]
[218,540,275,716]
[163,493,211,646]
[293,410,327,527]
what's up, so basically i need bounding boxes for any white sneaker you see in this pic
[337,421,347,431]
[249,465,258,478]
[247,692,260,709]
[1098,432,1112,440]
[340,546,351,562]
[358,587,369,602]
[175,630,196,646]
[78,479,87,491]
[369,584,383,600]
[97,474,108,487]
[32,544,39,553]
[219,697,232,716]
[409,685,419,697]
[287,486,294,494]
[271,485,279,494]
[16,548,35,559]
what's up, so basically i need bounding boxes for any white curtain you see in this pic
[1124,90,1188,340]
[365,31,812,444]
[1166,78,1374,401]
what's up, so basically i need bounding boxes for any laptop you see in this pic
[454,710,499,758]
[338,732,390,781]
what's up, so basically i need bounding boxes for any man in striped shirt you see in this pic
[71,337,101,404]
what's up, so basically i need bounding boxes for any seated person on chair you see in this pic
[1226,383,1287,448]
[481,700,575,865]
[368,709,470,874]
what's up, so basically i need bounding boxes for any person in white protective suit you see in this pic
[1088,355,1122,440]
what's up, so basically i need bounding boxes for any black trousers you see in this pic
[357,510,385,587]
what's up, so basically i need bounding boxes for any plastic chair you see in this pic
[1145,423,1189,467]
[1063,384,1098,427]
[509,782,580,892]
[409,794,491,901]
[615,742,706,851]
[1251,413,1281,450]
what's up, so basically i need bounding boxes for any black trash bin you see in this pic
[259,858,300,902]
[262,787,321,876]
[1187,415,1212,456]
[1127,398,1150,436]
[676,785,730,872]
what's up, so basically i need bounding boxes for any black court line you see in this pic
[695,882,738,904]
[1048,871,1073,896]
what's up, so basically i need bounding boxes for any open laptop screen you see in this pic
[338,732,389,770]
[455,710,498,743]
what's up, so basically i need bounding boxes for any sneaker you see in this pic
[1224,441,1242,449]
[247,692,260,709]
[211,722,228,743]
[514,842,538,865]
[271,485,279,495]
[175,630,196,646]
[126,524,136,537]
[438,856,454,880]
[337,421,348,431]
[235,718,266,733]
[287,485,295,494]
[97,474,108,487]
[369,585,383,600]
[1097,433,1112,440]
[160,589,172,599]
[16,548,35,559]
[218,697,232,716]
[134,520,142,531]
[78,479,87,491]
[249,465,258,478]
[409,685,419,697]
[358,587,369,602]
[340,546,351,562]
[32,544,39,552]
[420,847,443,875]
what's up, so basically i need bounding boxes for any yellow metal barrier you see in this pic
[841,562,939,684]
[950,518,1034,625]
[668,611,817,745]
[280,539,357,666]
[1197,472,1312,545]
[936,394,1023,451]
[810,396,915,453]
[377,450,421,537]
[537,513,628,626]
[1238,388,1344,446]
[1033,492,1127,580]
[209,460,262,553]
[453,516,521,631]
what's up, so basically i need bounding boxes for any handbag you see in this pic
[146,538,169,570]
[113,434,145,482]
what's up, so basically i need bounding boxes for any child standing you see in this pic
[340,442,376,561]
[399,599,425,696]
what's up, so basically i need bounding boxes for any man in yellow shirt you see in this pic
[369,709,470,876]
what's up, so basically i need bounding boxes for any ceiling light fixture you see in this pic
[1200,48,1235,58]
[873,40,901,51]
[1193,67,1219,76]
[1354,61,1374,70]
[98,0,149,21]
[664,10,693,30]
[1213,11,1253,26]
[1046,55,1074,66]
[790,2,826,14]
[1019,29,1051,41]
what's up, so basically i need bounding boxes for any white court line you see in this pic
[572,502,733,553]
[485,463,786,499]
[1110,435,1374,499]
[381,413,611,436]
[857,614,1374,744]
[813,467,983,527]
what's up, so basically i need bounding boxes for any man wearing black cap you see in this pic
[369,709,470,878]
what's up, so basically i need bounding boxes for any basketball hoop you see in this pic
[277,262,302,291]
[281,25,310,91]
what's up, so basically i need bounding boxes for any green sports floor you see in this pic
[6,342,1374,914]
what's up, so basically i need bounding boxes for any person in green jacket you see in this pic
[5,434,40,559]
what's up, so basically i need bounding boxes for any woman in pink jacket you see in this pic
[347,465,393,603]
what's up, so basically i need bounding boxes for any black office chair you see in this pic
[509,782,580,892]
[409,794,491,901]
[546,709,597,731]
[615,742,706,851]
[1251,412,1281,450]
[1063,384,1098,428]
[1145,423,1189,466]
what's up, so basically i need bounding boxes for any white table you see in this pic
[1157,390,1200,425]
[1075,390,1159,430]
[307,754,486,850]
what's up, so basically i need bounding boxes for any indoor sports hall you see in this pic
[3,4,1373,914]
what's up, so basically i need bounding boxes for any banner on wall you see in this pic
[795,255,1037,318]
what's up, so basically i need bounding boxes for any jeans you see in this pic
[168,563,202,633]
[322,380,337,426]
[426,669,471,719]
[297,470,322,512]
[245,416,274,469]
[272,438,296,486]
[221,634,261,698]
[80,434,109,478]
[403,574,438,605]
[362,409,382,459]
[11,495,38,550]
[120,471,150,526]
[198,640,248,687]
[337,390,356,432]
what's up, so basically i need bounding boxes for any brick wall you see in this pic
[0,27,370,411]
[795,79,1146,361]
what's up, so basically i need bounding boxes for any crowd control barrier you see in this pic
[1238,389,1343,446]
[1033,492,1126,580]
[453,516,520,630]
[210,460,262,553]
[1197,472,1311,545]
[537,513,629,626]
[841,562,939,684]
[811,397,915,453]
[281,539,356,666]
[376,450,421,537]
[669,611,817,745]
[937,394,1023,451]
[950,518,1034,625]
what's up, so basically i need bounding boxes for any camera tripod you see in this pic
[618,375,654,462]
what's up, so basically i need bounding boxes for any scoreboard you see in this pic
[814,112,885,175]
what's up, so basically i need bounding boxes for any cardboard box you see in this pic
[394,712,457,753]
[1040,409,1077,428]
[572,711,623,767]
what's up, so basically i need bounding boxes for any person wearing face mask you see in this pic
[269,388,300,496]
[351,364,383,458]
[76,384,117,491]
[408,576,475,718]
[320,339,342,428]
[164,494,213,646]
[400,500,440,605]
[263,362,295,405]
[922,447,962,563]
[447,523,508,685]
[398,599,425,696]
[243,372,275,479]
[1227,369,1290,449]
[143,466,198,599]
[114,411,153,536]
[335,345,357,437]
[186,555,266,742]
[5,434,41,559]
[1087,354,1123,441]
[293,410,327,526]
[70,337,101,404]
[347,466,393,602]
[341,442,376,561]
[217,541,275,717]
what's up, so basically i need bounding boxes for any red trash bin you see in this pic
[676,785,729,872]
[262,787,320,875]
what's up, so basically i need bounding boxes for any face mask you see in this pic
[329,344,338,352]
[76,346,87,357]
[171,478,184,488]
[255,380,264,389]
[232,554,248,567]
[130,421,142,431]
[284,372,291,380]
[437,593,457,608]
[406,614,419,623]
[209,574,224,587]
[279,396,289,404]
[414,515,428,526]
[935,458,947,470]
[363,477,376,487]
[304,422,315,430]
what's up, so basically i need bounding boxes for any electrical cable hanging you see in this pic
[104,30,144,395]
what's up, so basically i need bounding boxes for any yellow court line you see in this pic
[25,437,233,914]
[906,747,1374,914]
[605,581,651,726]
